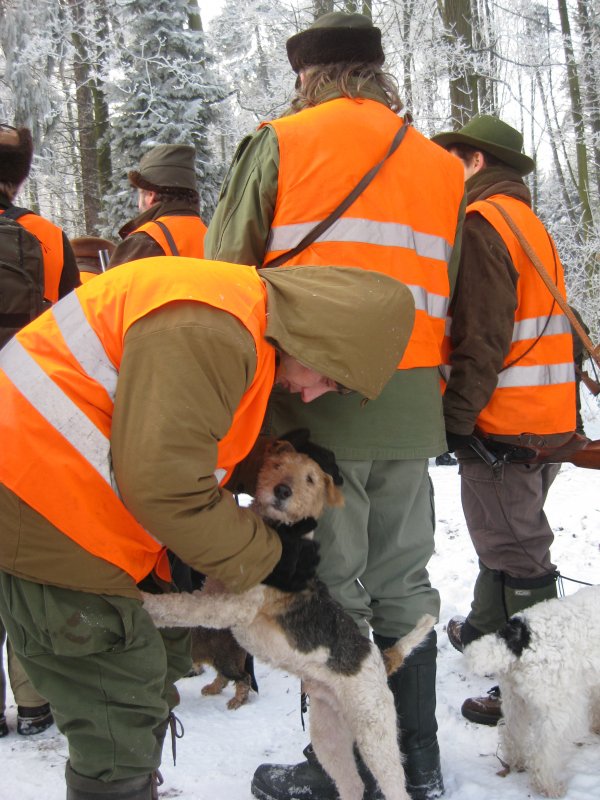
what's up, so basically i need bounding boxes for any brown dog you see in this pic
[144,441,434,800]
[189,626,257,710]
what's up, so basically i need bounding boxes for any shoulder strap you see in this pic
[1,204,31,222]
[152,219,180,256]
[484,199,600,369]
[264,121,411,269]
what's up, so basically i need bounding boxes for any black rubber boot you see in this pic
[251,743,338,800]
[374,630,444,800]
[17,702,54,735]
[65,762,154,799]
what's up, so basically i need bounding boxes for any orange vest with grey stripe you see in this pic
[445,195,575,436]
[135,214,206,257]
[0,209,64,302]
[0,258,275,583]
[261,98,464,369]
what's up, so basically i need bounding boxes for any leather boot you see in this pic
[65,761,154,799]
[251,743,338,800]
[374,629,444,800]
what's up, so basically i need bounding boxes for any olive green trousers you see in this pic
[0,573,190,781]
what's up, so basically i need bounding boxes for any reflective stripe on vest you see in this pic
[262,99,464,370]
[456,196,575,435]
[136,215,207,258]
[0,258,275,581]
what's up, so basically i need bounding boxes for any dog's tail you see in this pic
[383,614,436,676]
[464,617,532,676]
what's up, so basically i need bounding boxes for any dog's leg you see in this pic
[201,672,229,697]
[344,667,410,800]
[522,689,578,799]
[227,676,252,710]
[308,688,364,800]
[498,686,529,772]
[141,587,263,630]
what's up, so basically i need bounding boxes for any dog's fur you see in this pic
[465,585,600,798]
[143,441,435,800]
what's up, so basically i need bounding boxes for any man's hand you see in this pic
[262,521,320,592]
[445,432,475,452]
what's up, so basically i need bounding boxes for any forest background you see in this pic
[1,0,599,341]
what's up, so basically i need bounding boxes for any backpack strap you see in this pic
[1,204,32,222]
[152,219,180,256]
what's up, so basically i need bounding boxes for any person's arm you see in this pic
[443,214,519,435]
[58,234,81,296]
[110,302,282,593]
[204,126,280,266]
[107,233,164,268]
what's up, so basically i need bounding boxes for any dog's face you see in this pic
[252,440,344,525]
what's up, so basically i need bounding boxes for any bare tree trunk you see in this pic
[437,0,478,126]
[69,0,101,233]
[576,0,600,198]
[557,0,594,238]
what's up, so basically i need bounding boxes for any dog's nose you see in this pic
[274,483,292,501]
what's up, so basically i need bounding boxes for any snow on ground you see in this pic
[3,391,599,799]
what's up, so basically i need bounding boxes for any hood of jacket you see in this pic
[259,264,415,400]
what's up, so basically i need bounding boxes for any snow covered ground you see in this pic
[3,390,599,799]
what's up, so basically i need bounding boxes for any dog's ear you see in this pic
[324,474,345,507]
[266,439,297,456]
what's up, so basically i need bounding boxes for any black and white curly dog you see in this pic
[143,440,435,800]
[465,585,600,798]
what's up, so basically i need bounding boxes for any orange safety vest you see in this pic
[446,196,575,436]
[261,99,464,369]
[0,210,64,302]
[135,214,206,258]
[0,258,275,583]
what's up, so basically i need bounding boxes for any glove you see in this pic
[262,520,320,592]
[445,431,475,452]
[280,428,343,486]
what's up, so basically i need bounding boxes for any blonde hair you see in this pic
[290,62,403,114]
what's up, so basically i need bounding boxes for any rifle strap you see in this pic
[484,200,600,371]
[153,220,180,256]
[264,121,411,269]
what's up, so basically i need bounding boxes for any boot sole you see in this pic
[251,781,310,800]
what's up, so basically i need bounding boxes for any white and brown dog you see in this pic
[465,585,600,798]
[143,440,435,800]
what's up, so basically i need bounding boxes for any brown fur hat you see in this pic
[286,12,384,74]
[70,236,115,272]
[0,124,34,185]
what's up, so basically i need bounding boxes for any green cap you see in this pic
[432,115,535,176]
[128,144,198,193]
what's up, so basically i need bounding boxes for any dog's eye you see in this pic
[306,474,315,485]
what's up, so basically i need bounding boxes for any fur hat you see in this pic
[431,115,535,176]
[128,144,198,193]
[0,124,34,185]
[286,12,384,74]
